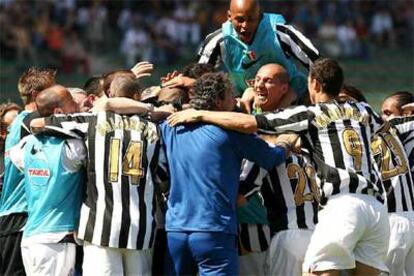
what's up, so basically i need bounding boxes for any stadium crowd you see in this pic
[1,0,414,276]
[0,0,413,70]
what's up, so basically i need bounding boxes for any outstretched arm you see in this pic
[92,97,172,121]
[92,97,152,114]
[167,109,258,134]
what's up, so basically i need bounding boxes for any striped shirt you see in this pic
[255,100,385,205]
[238,223,271,254]
[44,112,163,250]
[198,24,318,69]
[390,116,414,177]
[372,127,414,213]
[240,153,319,235]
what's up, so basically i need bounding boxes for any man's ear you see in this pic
[281,83,289,95]
[312,78,321,94]
[215,97,222,111]
[54,107,64,115]
[227,10,232,21]
[402,103,414,115]
[0,128,6,140]
[88,94,96,103]
[31,90,39,100]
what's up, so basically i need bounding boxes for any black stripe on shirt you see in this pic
[118,126,132,249]
[257,224,269,251]
[136,121,150,249]
[265,169,288,233]
[84,115,98,242]
[101,113,115,247]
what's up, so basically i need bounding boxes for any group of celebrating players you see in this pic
[1,0,413,276]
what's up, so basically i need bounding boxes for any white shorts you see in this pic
[387,211,414,276]
[21,242,76,276]
[82,242,152,276]
[239,251,266,275]
[265,229,313,276]
[303,193,390,273]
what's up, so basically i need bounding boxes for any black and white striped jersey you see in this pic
[390,116,414,177]
[239,153,319,235]
[238,223,271,254]
[372,127,414,213]
[198,23,318,68]
[255,100,385,205]
[44,112,163,250]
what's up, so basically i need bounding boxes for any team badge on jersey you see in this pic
[28,159,51,187]
[247,50,256,61]
[28,169,50,177]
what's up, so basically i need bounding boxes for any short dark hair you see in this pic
[84,76,104,97]
[310,58,344,97]
[339,84,367,103]
[181,63,215,79]
[387,91,414,110]
[190,72,231,110]
[111,76,141,99]
[102,70,135,97]
[0,102,22,131]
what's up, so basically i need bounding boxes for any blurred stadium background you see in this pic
[0,0,413,111]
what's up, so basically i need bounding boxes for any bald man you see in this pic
[251,63,289,114]
[36,85,79,116]
[198,0,319,102]
[9,85,85,275]
[237,64,318,276]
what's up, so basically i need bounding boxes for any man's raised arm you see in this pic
[167,105,311,135]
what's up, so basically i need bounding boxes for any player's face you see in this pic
[3,109,19,127]
[1,109,19,139]
[254,68,286,111]
[228,4,261,44]
[381,97,401,120]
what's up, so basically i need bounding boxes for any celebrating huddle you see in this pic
[1,0,413,276]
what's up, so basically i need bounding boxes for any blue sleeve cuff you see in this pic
[262,145,286,171]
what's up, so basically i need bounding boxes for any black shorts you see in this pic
[0,213,27,276]
[0,231,25,276]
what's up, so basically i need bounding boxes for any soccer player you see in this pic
[341,86,414,276]
[237,63,318,276]
[381,91,414,120]
[168,58,390,275]
[236,63,287,275]
[9,85,85,275]
[382,92,414,179]
[0,68,56,276]
[240,151,319,276]
[30,77,164,276]
[198,0,319,102]
[160,72,291,275]
[372,123,414,276]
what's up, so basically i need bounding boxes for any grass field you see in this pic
[1,48,412,112]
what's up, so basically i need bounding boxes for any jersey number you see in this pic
[371,133,408,180]
[108,138,144,185]
[287,163,319,206]
[343,129,363,171]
